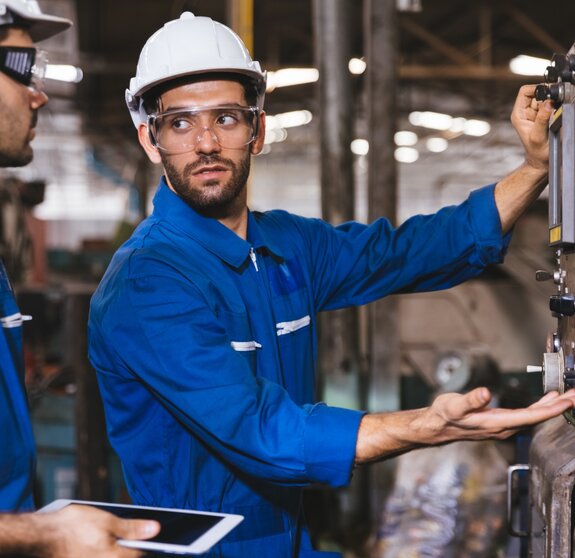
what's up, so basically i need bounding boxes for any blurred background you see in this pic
[5,1,575,556]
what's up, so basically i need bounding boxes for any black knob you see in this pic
[550,294,575,316]
[536,269,553,281]
[546,66,559,83]
[536,84,550,101]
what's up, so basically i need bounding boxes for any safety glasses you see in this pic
[0,46,47,91]
[148,105,260,154]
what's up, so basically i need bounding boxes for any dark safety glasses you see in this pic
[0,46,47,91]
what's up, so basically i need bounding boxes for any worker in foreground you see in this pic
[0,1,159,555]
[89,12,574,557]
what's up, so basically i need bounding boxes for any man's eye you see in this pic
[216,113,240,127]
[171,117,192,130]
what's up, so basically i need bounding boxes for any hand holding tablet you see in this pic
[40,500,244,555]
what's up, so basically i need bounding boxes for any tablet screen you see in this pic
[89,504,222,546]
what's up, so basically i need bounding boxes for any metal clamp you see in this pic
[507,464,531,537]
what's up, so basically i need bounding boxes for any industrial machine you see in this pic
[507,42,575,557]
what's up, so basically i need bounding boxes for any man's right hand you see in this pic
[40,505,160,557]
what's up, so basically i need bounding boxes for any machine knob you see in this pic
[550,294,575,316]
[535,84,550,101]
[535,83,565,105]
[535,269,553,281]
[526,351,564,393]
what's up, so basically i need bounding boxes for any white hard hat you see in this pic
[0,0,72,42]
[126,11,267,128]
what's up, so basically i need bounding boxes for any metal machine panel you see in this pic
[516,41,575,558]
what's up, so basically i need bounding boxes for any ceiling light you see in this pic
[264,128,288,145]
[509,54,549,76]
[397,0,422,11]
[266,68,319,91]
[395,147,419,163]
[264,110,312,145]
[426,137,448,153]
[394,130,418,146]
[349,58,367,75]
[409,111,490,137]
[409,111,453,131]
[351,139,369,155]
[45,64,84,83]
[463,119,491,137]
[268,110,313,129]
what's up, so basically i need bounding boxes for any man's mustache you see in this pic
[183,155,236,177]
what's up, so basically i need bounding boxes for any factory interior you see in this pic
[6,0,575,556]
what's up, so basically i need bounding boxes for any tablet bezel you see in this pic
[39,499,243,555]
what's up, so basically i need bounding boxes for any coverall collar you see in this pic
[152,177,284,268]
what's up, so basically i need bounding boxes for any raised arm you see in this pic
[495,84,554,233]
[355,388,575,464]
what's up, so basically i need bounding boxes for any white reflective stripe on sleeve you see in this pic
[230,340,263,352]
[276,315,311,336]
[0,313,33,328]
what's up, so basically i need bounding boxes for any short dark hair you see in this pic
[142,72,259,115]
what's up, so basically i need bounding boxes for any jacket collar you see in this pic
[151,177,284,268]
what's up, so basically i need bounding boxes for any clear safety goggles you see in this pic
[0,46,47,92]
[147,105,259,154]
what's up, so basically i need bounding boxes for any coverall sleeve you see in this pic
[289,185,510,311]
[92,270,363,488]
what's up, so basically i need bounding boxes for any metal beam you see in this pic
[504,4,564,55]
[313,0,363,536]
[400,17,475,65]
[227,0,254,54]
[399,64,537,79]
[365,0,402,529]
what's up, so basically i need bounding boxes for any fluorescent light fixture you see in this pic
[463,119,491,136]
[395,147,419,163]
[351,138,369,155]
[509,54,548,76]
[394,130,418,146]
[349,57,367,75]
[397,0,422,11]
[45,64,83,83]
[426,137,448,153]
[264,128,288,145]
[267,110,313,129]
[409,111,490,137]
[266,68,319,91]
[409,111,452,131]
[264,110,313,145]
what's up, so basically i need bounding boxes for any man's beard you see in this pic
[0,111,36,167]
[162,151,251,218]
[0,148,32,167]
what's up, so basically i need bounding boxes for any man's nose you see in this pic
[195,126,221,154]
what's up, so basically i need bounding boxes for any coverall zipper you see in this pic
[249,246,259,271]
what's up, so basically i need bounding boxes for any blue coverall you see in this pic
[88,178,510,556]
[0,260,35,511]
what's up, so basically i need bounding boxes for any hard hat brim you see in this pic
[1,1,72,42]
[25,16,72,42]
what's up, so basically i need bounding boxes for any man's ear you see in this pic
[250,111,266,155]
[138,123,162,164]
